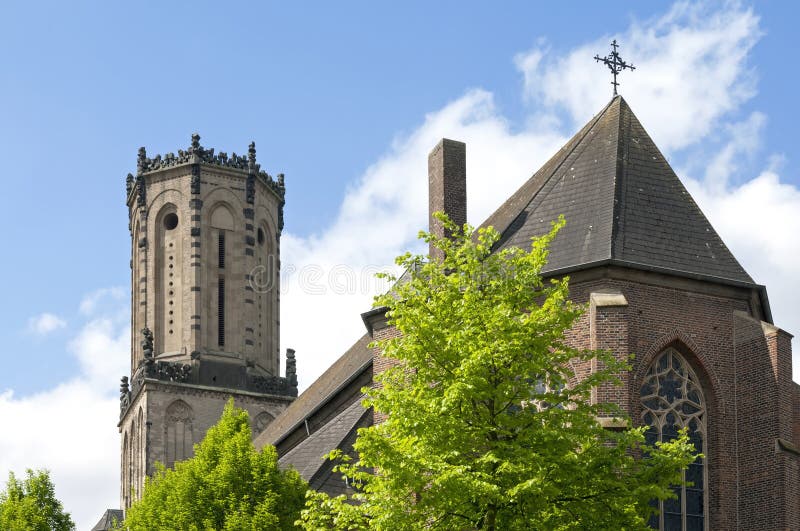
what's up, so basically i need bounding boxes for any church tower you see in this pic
[118,135,298,509]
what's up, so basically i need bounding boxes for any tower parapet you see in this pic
[125,135,286,207]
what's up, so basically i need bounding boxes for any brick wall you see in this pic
[794,383,800,447]
[367,269,798,529]
[370,316,401,425]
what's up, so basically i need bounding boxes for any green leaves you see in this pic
[123,399,307,531]
[300,213,699,530]
[0,469,75,531]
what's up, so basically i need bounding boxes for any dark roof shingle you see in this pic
[278,399,370,482]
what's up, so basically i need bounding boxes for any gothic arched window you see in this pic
[165,400,193,468]
[640,348,706,531]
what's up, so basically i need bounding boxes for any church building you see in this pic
[96,90,799,529]
[254,95,800,530]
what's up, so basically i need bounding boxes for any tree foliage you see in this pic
[0,469,75,531]
[299,214,699,530]
[123,399,307,530]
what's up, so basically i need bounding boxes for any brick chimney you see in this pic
[428,138,466,260]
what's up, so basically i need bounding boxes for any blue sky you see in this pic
[1,1,799,528]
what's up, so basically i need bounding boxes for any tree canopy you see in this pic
[123,399,307,531]
[299,214,698,530]
[0,468,75,531]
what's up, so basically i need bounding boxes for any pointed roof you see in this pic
[91,509,124,531]
[481,96,755,286]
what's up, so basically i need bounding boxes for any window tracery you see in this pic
[640,348,706,531]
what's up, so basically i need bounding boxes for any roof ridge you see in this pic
[520,97,621,234]
[480,96,618,239]
[610,96,629,259]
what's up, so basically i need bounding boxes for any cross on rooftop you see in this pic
[594,39,635,96]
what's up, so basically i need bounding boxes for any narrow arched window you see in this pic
[155,205,182,354]
[165,400,193,468]
[136,408,144,500]
[122,431,129,508]
[209,204,234,350]
[640,348,706,531]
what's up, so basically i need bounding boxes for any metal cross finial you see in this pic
[594,39,635,96]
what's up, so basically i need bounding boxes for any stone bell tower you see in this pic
[118,134,298,510]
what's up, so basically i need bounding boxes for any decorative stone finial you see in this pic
[285,348,297,388]
[136,147,147,175]
[125,173,134,195]
[248,143,257,171]
[141,327,154,359]
[119,376,131,414]
[191,133,201,152]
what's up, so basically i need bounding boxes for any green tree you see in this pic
[123,399,307,530]
[0,469,75,531]
[299,214,698,530]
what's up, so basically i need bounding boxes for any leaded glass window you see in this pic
[640,348,706,531]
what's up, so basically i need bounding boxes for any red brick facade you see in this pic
[368,265,799,529]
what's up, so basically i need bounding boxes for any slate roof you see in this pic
[481,95,755,286]
[278,399,371,482]
[255,334,372,448]
[91,509,124,531]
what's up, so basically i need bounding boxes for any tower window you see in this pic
[218,232,225,269]
[218,277,225,347]
[257,227,265,245]
[164,213,179,230]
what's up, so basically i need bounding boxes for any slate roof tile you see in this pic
[278,399,370,482]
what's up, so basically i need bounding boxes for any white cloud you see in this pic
[701,111,766,193]
[69,317,130,389]
[26,313,66,335]
[1,296,128,530]
[79,286,126,316]
[515,1,760,152]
